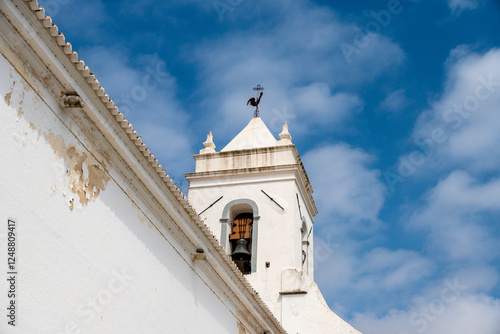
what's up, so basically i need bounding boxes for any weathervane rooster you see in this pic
[247,84,264,117]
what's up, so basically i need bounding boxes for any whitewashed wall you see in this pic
[0,46,240,333]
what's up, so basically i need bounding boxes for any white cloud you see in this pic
[448,0,482,14]
[303,143,385,281]
[190,0,404,142]
[353,291,500,334]
[314,242,435,316]
[303,144,385,229]
[380,89,407,112]
[303,144,436,314]
[410,47,500,174]
[361,248,434,289]
[422,170,500,210]
[409,170,500,263]
[373,49,500,330]
[289,82,363,127]
[307,144,500,327]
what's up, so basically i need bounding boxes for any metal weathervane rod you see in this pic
[247,84,264,117]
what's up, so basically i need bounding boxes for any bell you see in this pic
[231,239,251,261]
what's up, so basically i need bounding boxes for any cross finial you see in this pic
[253,84,264,92]
[247,84,264,117]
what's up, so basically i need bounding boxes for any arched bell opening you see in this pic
[230,212,253,274]
[220,199,259,274]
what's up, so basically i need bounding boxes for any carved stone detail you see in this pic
[62,93,84,108]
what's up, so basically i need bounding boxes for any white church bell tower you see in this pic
[186,115,317,272]
[185,86,361,334]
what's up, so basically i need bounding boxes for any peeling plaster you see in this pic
[17,95,24,117]
[4,92,11,106]
[2,68,111,208]
[46,131,110,206]
[4,81,25,118]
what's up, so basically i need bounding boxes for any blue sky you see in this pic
[40,0,500,332]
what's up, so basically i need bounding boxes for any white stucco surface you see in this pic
[0,49,240,334]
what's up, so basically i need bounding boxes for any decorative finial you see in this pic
[247,84,264,118]
[279,122,292,140]
[200,131,216,154]
[278,122,292,145]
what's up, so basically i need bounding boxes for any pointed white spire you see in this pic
[200,131,216,154]
[221,117,277,152]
